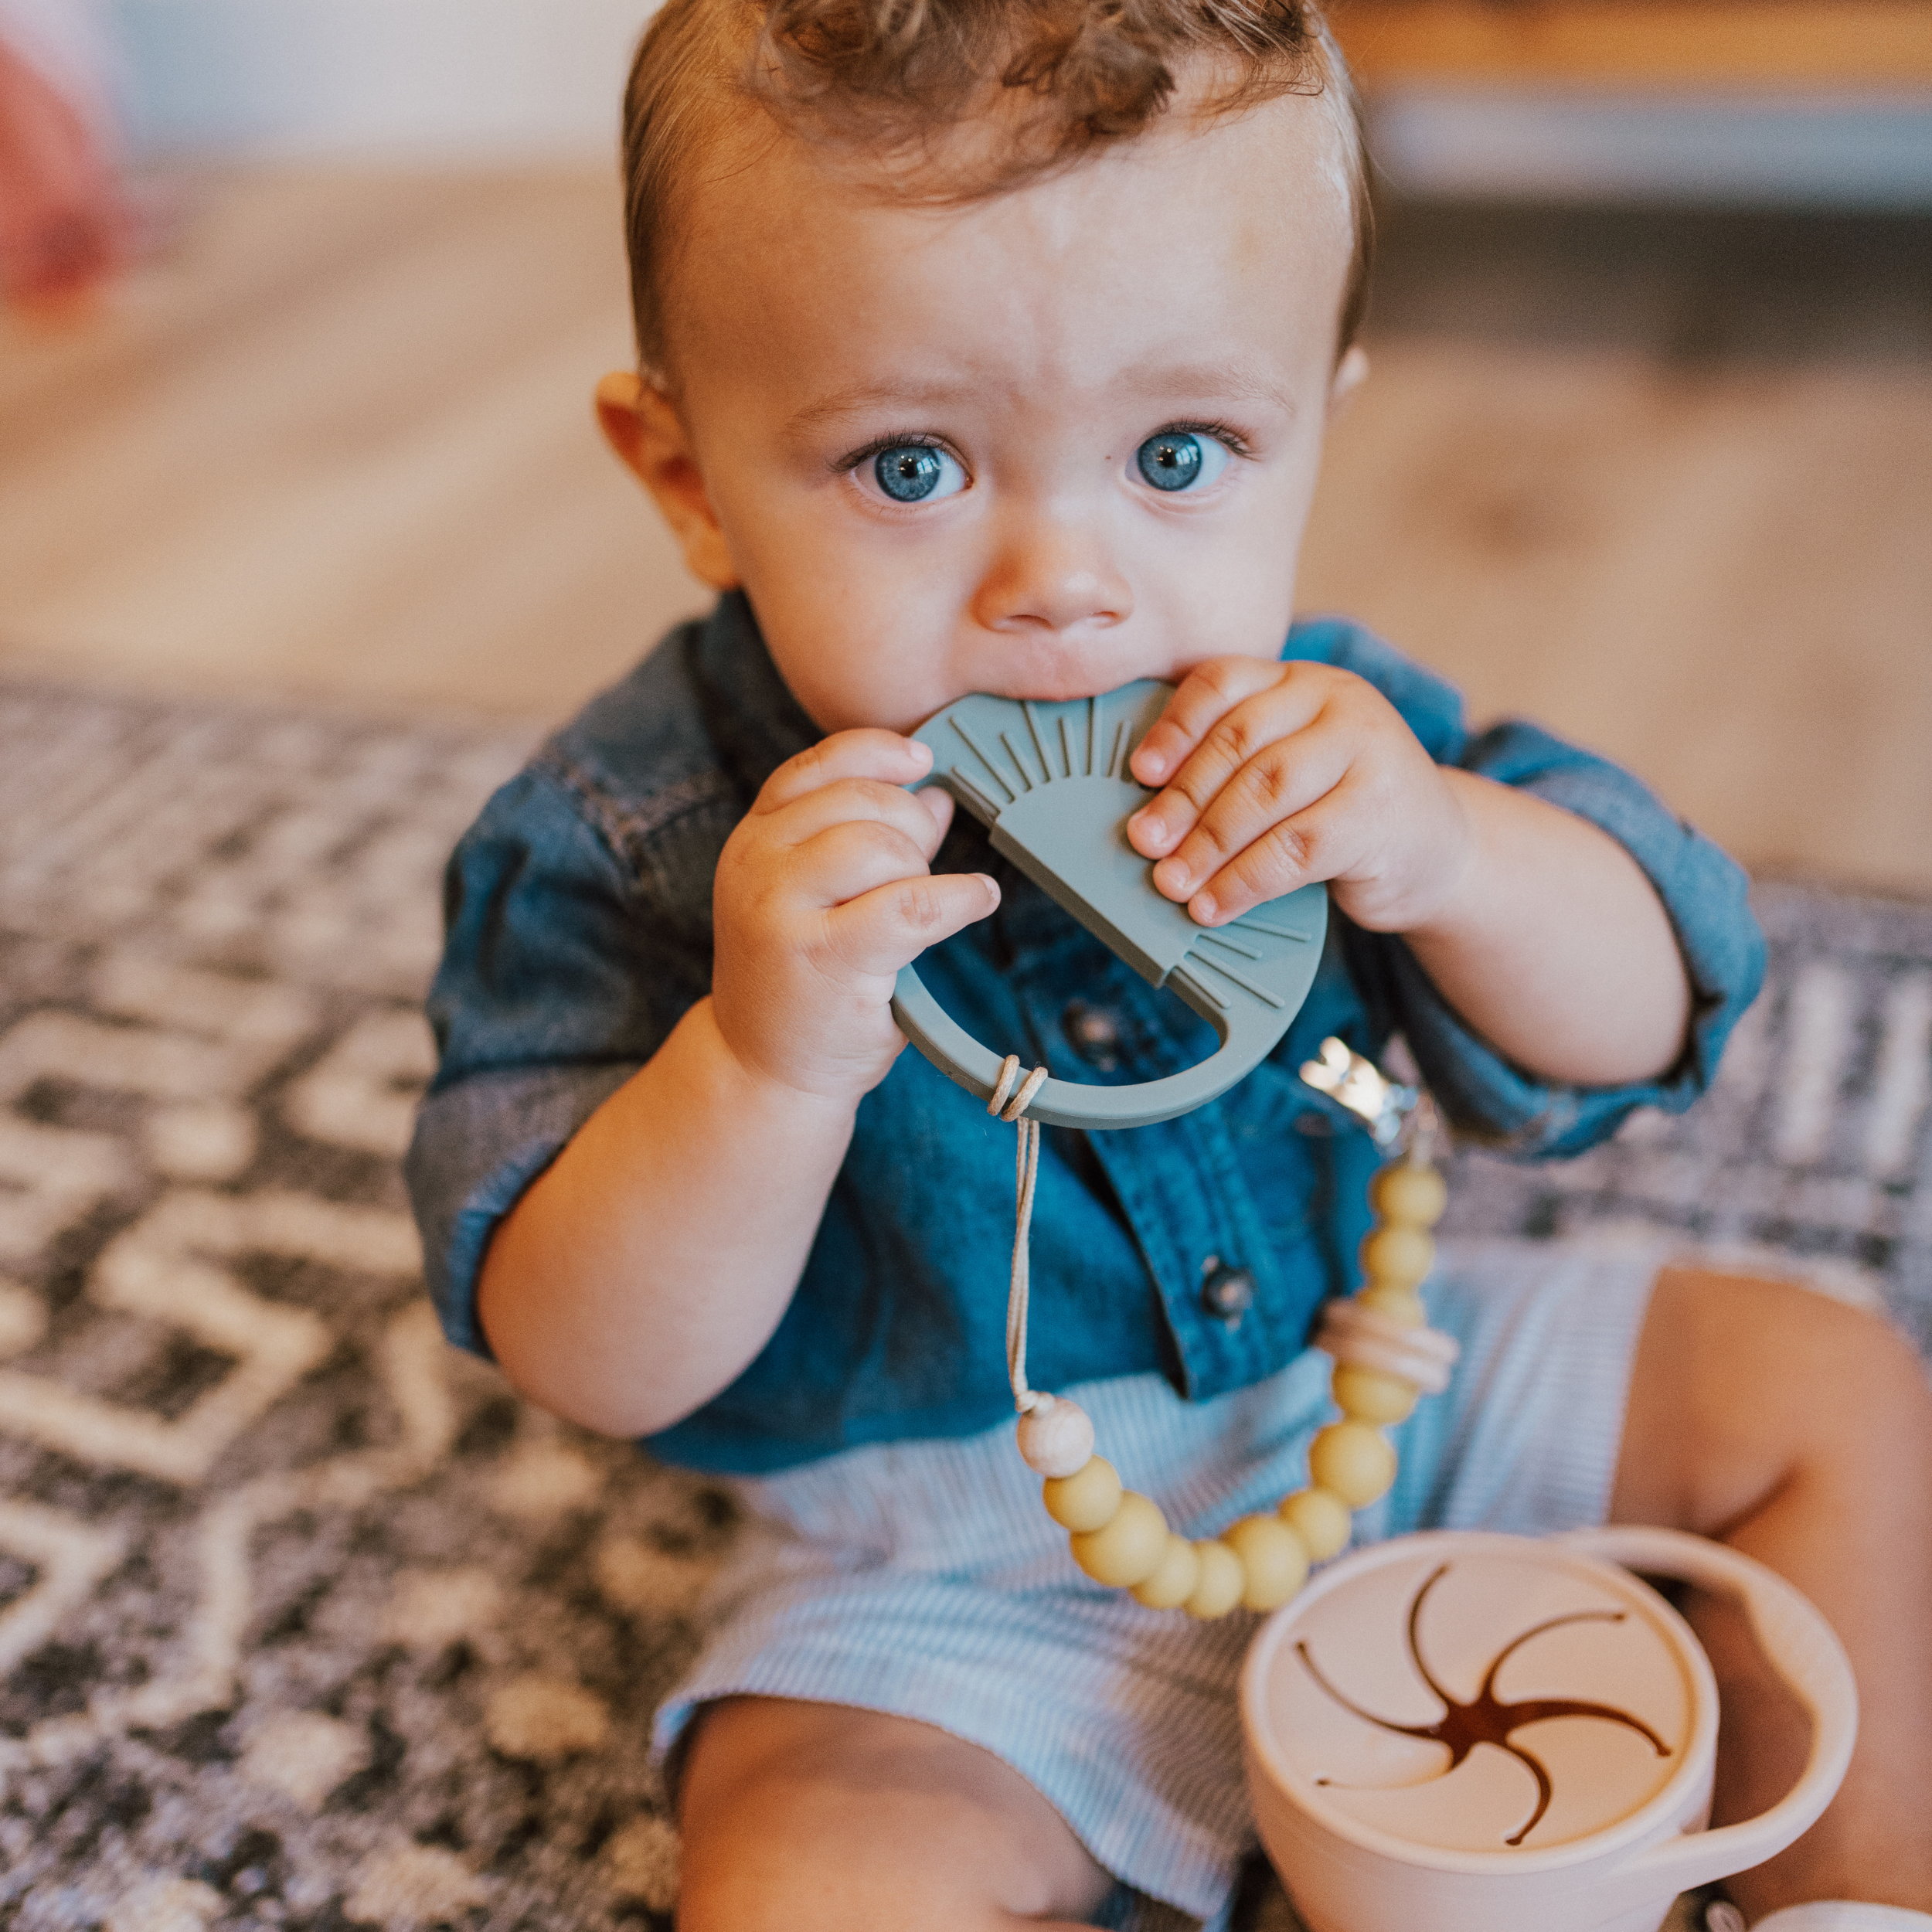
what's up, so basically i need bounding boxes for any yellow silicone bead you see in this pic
[1043,1456,1122,1532]
[1280,1486,1353,1563]
[1332,1363,1419,1426]
[1369,1164,1448,1229]
[1359,1226,1435,1291]
[1131,1534,1203,1611]
[1308,1420,1399,1509]
[1355,1284,1427,1328]
[1182,1539,1247,1621]
[1070,1491,1169,1587]
[1223,1515,1311,1612]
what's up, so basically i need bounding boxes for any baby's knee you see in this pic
[675,1701,855,1932]
[1617,1267,1932,1533]
[675,1697,1108,1932]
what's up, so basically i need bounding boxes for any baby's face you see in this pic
[604,88,1363,735]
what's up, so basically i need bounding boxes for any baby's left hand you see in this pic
[1126,657,1472,934]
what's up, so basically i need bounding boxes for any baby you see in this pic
[406,2,1932,1927]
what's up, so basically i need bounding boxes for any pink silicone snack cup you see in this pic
[1240,1527,1856,1932]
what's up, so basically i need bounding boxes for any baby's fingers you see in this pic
[757,730,932,813]
[1170,779,1393,926]
[1128,664,1327,862]
[1147,729,1352,910]
[821,869,1000,978]
[1128,657,1294,797]
[757,773,955,864]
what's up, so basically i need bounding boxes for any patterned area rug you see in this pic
[1,679,1927,1932]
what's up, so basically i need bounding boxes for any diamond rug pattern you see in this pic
[0,678,1927,1932]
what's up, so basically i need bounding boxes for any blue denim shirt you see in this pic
[406,593,1764,1475]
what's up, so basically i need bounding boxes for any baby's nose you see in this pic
[971,517,1133,638]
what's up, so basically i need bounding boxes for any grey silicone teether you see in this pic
[891,682,1328,1130]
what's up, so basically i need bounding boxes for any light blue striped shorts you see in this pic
[655,1233,1668,1930]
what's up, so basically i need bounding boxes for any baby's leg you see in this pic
[1613,1266,1932,1920]
[677,1695,1114,1932]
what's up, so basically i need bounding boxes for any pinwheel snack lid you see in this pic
[1246,1532,1710,1858]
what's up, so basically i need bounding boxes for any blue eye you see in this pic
[872,443,966,503]
[1134,430,1230,493]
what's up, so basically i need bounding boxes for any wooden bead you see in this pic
[1223,1515,1311,1612]
[1359,1226,1435,1291]
[1131,1534,1202,1610]
[1279,1486,1352,1563]
[1370,1163,1447,1229]
[1332,1363,1418,1426]
[1016,1396,1096,1478]
[1043,1456,1121,1532]
[1182,1539,1247,1621]
[1070,1491,1168,1587]
[1355,1284,1427,1328]
[1309,1420,1398,1509]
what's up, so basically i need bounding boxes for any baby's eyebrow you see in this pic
[1116,359,1297,416]
[783,361,1294,443]
[784,381,982,441]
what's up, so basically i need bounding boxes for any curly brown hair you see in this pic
[621,0,1370,378]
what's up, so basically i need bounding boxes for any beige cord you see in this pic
[990,1054,1049,1413]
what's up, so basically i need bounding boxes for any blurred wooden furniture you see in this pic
[1333,2,1932,87]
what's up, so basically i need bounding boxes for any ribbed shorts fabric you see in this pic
[653,1232,1671,1931]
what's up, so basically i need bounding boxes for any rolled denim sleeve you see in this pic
[1360,719,1765,1156]
[403,766,715,1357]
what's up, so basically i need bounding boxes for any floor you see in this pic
[1,166,1927,893]
[1302,199,1932,896]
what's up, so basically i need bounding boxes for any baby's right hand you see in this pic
[709,730,999,1105]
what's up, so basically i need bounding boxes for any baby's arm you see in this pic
[476,732,998,1437]
[1127,658,1691,1087]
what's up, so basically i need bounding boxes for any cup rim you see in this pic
[1240,1529,1722,1874]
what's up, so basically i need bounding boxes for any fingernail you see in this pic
[1154,856,1192,896]
[910,740,933,767]
[977,873,1000,905]
[1192,890,1218,921]
[1130,808,1173,854]
[1136,749,1168,781]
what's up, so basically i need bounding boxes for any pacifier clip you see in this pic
[990,1042,1459,1618]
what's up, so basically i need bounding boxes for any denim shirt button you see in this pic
[1200,1264,1257,1324]
[1063,1001,1121,1071]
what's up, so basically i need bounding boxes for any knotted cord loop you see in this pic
[991,1055,1049,1413]
[988,1054,1049,1123]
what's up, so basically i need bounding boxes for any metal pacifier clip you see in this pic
[892,685,1859,1926]
[891,682,1461,1619]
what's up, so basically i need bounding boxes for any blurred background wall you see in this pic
[104,0,655,159]
[100,0,1932,195]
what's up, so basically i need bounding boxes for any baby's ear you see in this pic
[1326,344,1369,421]
[594,372,739,590]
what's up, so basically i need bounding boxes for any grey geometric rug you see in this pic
[1,679,1927,1931]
